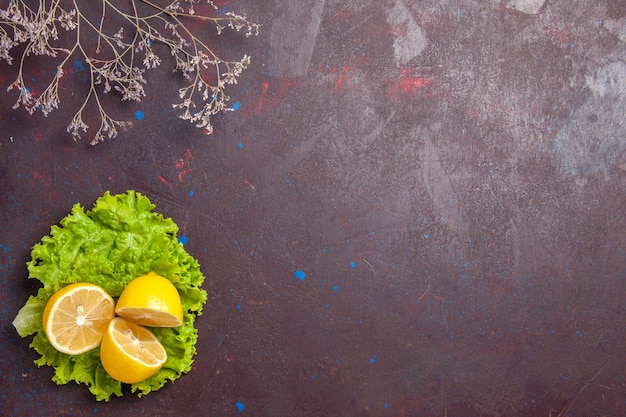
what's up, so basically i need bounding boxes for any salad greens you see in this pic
[12,190,207,401]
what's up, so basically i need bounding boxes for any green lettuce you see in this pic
[12,190,207,401]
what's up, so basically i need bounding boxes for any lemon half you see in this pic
[100,317,167,383]
[115,272,183,327]
[42,282,115,355]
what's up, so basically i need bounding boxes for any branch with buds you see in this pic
[0,0,259,144]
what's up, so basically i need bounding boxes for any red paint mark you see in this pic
[397,76,433,93]
[174,149,194,182]
[255,81,269,114]
[248,79,298,116]
[32,171,43,179]
[159,175,173,190]
[177,168,192,182]
[387,66,435,97]
[275,80,297,98]
[397,407,405,417]
[34,132,43,143]
[399,65,414,76]
[333,63,353,92]
[175,149,193,169]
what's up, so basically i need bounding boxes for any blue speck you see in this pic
[575,330,583,338]
[321,249,327,254]
[218,5,232,15]
[238,143,243,148]
[332,285,338,291]
[294,269,306,280]
[369,355,376,364]
[235,402,245,412]
[349,261,357,269]
[188,190,194,196]
[546,126,552,132]
[232,101,241,111]
[178,235,189,245]
[135,110,144,120]
[236,304,241,310]
[311,375,316,380]
[384,403,389,409]
[73,60,85,72]
[423,233,429,239]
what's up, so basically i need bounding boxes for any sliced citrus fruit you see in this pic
[100,317,167,383]
[115,272,183,327]
[42,282,115,355]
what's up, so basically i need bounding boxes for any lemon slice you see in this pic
[100,317,167,384]
[115,272,183,327]
[42,283,115,355]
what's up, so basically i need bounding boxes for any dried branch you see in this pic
[0,0,259,144]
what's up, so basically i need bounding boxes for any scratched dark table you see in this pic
[2,1,626,416]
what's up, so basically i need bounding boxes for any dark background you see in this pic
[2,0,625,416]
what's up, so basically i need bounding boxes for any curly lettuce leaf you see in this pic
[12,190,207,401]
[13,295,46,337]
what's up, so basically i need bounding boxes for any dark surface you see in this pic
[2,0,626,416]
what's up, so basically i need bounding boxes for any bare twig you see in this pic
[0,0,259,144]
